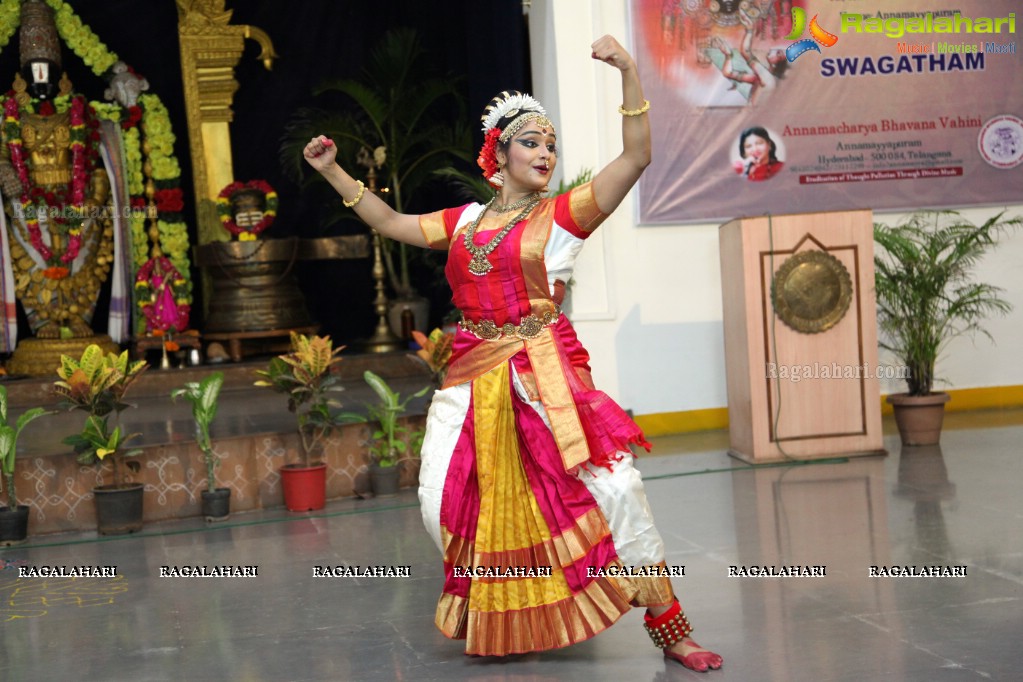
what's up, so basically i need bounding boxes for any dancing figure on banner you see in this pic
[304,35,723,672]
[707,2,789,105]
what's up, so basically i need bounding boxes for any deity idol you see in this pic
[0,0,128,362]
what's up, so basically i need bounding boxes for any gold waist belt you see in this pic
[459,305,561,341]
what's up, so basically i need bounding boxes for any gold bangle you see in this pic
[343,180,366,208]
[618,100,651,117]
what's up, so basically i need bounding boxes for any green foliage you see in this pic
[62,414,143,470]
[54,345,147,417]
[171,372,224,491]
[363,371,429,467]
[54,345,148,487]
[0,386,51,508]
[280,27,472,297]
[874,210,1020,396]
[254,333,363,466]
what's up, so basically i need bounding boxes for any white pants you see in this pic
[417,369,666,568]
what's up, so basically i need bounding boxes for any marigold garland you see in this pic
[216,180,279,241]
[0,0,20,51]
[46,0,118,75]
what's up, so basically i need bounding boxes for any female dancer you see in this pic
[305,34,722,673]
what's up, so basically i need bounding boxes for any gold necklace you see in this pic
[492,192,542,214]
[463,196,541,276]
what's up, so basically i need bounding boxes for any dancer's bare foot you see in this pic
[665,637,723,672]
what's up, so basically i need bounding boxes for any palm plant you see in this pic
[874,210,1020,396]
[171,372,225,493]
[0,386,51,509]
[280,27,472,298]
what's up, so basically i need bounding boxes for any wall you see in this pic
[528,0,1023,421]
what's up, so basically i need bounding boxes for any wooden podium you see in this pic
[719,211,886,463]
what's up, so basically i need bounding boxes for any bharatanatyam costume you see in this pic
[416,94,693,656]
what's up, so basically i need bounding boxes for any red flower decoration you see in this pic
[154,188,183,213]
[477,128,502,189]
[122,105,142,130]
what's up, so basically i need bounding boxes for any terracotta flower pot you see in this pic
[887,392,951,446]
[280,462,326,511]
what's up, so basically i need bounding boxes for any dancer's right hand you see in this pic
[303,135,337,172]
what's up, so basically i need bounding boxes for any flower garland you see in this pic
[46,0,118,75]
[0,0,20,50]
[35,1,194,330]
[216,180,278,241]
[1,93,98,267]
[140,94,189,287]
[92,103,149,271]
[476,128,503,189]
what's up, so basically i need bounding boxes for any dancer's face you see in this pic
[500,122,557,192]
[743,134,770,166]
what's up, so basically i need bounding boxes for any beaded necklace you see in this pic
[491,191,542,214]
[463,196,541,276]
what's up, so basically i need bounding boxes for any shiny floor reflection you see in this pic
[2,412,1021,681]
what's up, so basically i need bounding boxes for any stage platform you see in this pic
[3,350,432,536]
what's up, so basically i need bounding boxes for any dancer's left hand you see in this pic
[591,35,636,72]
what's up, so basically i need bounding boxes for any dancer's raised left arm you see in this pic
[589,35,651,214]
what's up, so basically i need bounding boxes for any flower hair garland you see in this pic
[476,128,503,190]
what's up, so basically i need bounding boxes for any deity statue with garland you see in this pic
[0,0,132,373]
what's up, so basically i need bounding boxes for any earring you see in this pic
[490,162,505,188]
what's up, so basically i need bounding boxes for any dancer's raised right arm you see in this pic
[303,135,428,248]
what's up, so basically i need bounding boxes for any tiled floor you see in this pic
[2,411,1021,681]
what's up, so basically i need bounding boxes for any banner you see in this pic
[632,1,1021,224]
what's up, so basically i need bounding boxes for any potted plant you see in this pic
[171,372,229,521]
[874,210,1019,445]
[0,386,51,545]
[363,370,429,496]
[55,345,148,534]
[411,327,454,387]
[254,332,363,511]
[280,27,471,330]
